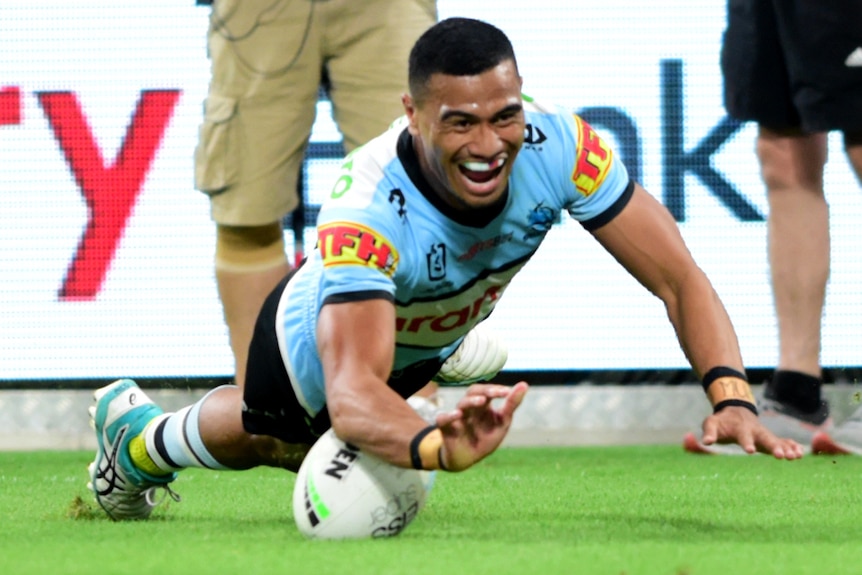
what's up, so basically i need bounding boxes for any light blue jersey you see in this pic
[275,98,633,418]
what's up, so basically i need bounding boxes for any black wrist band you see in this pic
[409,425,438,470]
[713,399,758,416]
[702,366,748,391]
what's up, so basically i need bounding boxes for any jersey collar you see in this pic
[396,129,508,228]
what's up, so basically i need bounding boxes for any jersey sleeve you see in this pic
[315,143,404,305]
[559,112,633,229]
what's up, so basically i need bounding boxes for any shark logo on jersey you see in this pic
[524,202,556,239]
[523,124,547,148]
[427,243,446,281]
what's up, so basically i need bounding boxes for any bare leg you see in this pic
[215,223,291,389]
[845,133,862,186]
[217,264,290,389]
[197,386,310,472]
[757,127,829,378]
[807,133,862,452]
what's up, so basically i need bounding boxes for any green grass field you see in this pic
[2,446,860,575]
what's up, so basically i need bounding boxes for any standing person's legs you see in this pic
[214,225,290,389]
[726,0,862,416]
[322,0,437,151]
[812,134,862,453]
[720,0,831,417]
[761,0,862,417]
[758,128,829,411]
[196,0,323,388]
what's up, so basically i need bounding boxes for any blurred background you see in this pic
[2,1,860,448]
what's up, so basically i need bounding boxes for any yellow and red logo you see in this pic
[318,222,398,277]
[571,115,613,197]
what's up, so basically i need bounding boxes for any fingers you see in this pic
[460,381,529,402]
[454,394,489,412]
[454,381,529,418]
[701,416,718,445]
[753,430,805,460]
[778,440,805,460]
[434,408,462,428]
[463,382,521,398]
[752,428,781,458]
[435,382,529,469]
[735,428,757,455]
[703,407,806,460]
[498,381,529,417]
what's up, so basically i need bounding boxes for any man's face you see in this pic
[403,60,525,211]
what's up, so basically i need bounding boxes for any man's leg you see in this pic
[812,134,862,454]
[215,223,291,389]
[196,0,322,388]
[846,134,862,185]
[149,384,309,472]
[758,126,830,406]
[88,378,310,521]
[755,126,836,447]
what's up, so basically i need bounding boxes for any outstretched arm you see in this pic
[318,297,428,467]
[591,183,803,459]
[591,184,741,376]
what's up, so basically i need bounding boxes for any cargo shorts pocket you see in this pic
[194,95,239,194]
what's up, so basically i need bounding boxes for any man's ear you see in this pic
[402,93,419,135]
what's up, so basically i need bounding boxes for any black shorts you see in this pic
[241,266,445,445]
[722,0,862,133]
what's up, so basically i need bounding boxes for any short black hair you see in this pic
[408,17,517,102]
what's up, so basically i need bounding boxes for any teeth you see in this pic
[462,158,505,172]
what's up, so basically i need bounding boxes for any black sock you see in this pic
[764,370,823,413]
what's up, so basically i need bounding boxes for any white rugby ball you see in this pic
[292,429,433,539]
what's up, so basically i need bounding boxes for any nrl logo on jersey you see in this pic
[426,243,446,281]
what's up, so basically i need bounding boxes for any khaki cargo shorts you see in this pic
[194,0,436,226]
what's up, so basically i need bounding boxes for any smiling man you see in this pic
[404,54,525,210]
[87,17,803,522]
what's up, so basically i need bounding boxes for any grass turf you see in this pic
[1,446,861,575]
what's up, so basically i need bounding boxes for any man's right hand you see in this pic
[435,381,529,471]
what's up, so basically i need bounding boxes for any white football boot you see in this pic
[87,379,179,520]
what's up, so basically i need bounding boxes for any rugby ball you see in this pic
[292,429,433,539]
